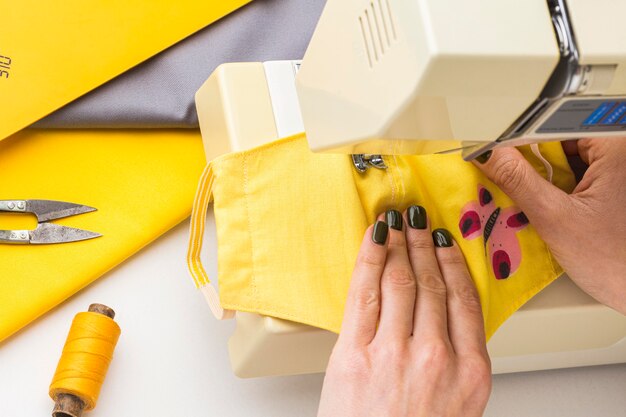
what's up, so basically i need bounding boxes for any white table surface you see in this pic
[1,214,624,417]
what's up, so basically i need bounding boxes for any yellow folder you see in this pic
[0,129,205,342]
[0,0,251,140]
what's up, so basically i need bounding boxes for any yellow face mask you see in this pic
[187,133,575,339]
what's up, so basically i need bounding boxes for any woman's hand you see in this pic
[318,209,491,417]
[474,138,626,314]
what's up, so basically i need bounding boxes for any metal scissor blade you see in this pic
[29,223,102,244]
[26,200,97,222]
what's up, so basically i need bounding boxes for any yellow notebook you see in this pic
[0,0,251,140]
[0,129,205,342]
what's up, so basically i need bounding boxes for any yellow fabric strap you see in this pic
[187,163,235,320]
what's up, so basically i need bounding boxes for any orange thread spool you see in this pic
[49,304,121,417]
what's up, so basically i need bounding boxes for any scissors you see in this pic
[0,200,101,244]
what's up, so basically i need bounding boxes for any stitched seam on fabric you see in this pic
[386,156,397,206]
[393,155,407,203]
[195,170,213,286]
[211,133,304,165]
[193,168,213,286]
[391,155,402,204]
[242,152,260,310]
[187,167,203,286]
[187,163,213,288]
[187,168,204,287]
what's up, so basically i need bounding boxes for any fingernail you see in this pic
[475,150,492,164]
[385,210,403,231]
[408,205,427,229]
[432,228,453,247]
[372,221,389,245]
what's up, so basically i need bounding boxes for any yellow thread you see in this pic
[49,311,121,411]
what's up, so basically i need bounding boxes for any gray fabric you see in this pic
[35,0,326,128]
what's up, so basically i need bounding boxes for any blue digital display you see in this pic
[600,103,626,125]
[538,99,626,134]
[583,102,617,125]
[582,101,626,126]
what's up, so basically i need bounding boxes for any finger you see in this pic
[404,206,448,340]
[572,138,622,193]
[339,221,389,346]
[472,147,570,228]
[432,229,488,357]
[576,138,598,165]
[576,137,619,166]
[376,210,418,340]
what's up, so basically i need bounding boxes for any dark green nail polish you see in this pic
[408,205,427,229]
[385,210,403,231]
[372,221,389,245]
[475,150,492,164]
[432,229,453,247]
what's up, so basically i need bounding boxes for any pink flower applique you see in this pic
[459,185,529,279]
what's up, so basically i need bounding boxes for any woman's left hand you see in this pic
[317,208,492,417]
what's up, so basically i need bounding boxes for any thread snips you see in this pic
[0,200,101,244]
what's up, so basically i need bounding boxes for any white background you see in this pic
[1,215,625,417]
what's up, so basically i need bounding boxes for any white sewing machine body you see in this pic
[194,0,626,378]
[195,60,626,378]
[297,0,626,158]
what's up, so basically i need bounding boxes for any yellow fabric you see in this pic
[0,0,252,140]
[0,129,205,342]
[188,133,576,339]
[49,311,121,410]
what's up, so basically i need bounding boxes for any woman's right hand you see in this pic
[474,138,626,314]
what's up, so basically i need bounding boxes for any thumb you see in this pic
[472,147,570,226]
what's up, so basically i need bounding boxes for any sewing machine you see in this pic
[296,0,626,159]
[195,0,626,377]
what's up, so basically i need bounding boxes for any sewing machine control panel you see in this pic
[537,98,626,134]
